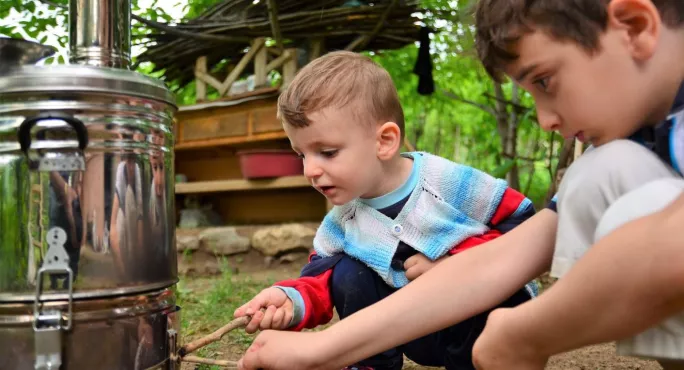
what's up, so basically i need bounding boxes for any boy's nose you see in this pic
[537,108,561,132]
[303,159,323,179]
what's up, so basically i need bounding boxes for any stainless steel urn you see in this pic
[0,0,181,369]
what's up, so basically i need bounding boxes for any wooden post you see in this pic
[281,48,298,90]
[574,138,584,160]
[195,56,207,101]
[309,38,324,61]
[254,37,268,88]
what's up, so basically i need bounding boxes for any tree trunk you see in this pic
[494,83,521,190]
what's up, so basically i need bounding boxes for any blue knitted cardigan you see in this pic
[314,152,523,288]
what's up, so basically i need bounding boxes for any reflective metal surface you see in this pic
[0,289,180,370]
[0,92,178,302]
[0,64,176,104]
[69,0,131,68]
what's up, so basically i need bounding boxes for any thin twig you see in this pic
[178,316,250,357]
[181,355,238,368]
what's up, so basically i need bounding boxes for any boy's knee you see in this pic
[596,178,684,240]
[331,256,373,289]
[558,140,677,216]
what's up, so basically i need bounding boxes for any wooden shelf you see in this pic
[175,175,310,194]
[174,131,288,151]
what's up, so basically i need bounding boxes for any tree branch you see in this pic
[36,0,250,43]
[441,89,496,117]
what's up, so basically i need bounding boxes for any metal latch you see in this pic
[33,227,74,370]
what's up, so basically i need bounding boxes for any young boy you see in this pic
[233,50,537,370]
[236,0,684,369]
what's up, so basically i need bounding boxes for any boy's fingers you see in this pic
[405,266,419,281]
[245,310,264,334]
[271,307,286,329]
[260,305,277,330]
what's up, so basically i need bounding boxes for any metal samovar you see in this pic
[0,0,181,368]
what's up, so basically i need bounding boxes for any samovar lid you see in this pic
[0,64,177,108]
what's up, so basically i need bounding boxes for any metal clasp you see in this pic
[33,227,74,370]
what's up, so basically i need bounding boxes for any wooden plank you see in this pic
[181,111,249,142]
[251,105,281,134]
[175,175,309,194]
[175,131,289,151]
[215,189,326,225]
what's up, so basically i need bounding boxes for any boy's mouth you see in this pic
[576,131,587,143]
[318,185,336,196]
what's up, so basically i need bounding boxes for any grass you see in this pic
[176,259,275,370]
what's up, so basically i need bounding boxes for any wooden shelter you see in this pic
[136,0,425,226]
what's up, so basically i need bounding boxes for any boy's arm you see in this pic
[273,252,337,331]
[239,208,559,370]
[473,193,684,368]
[449,187,536,255]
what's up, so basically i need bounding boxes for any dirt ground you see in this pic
[178,250,664,370]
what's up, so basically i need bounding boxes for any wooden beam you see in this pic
[219,38,266,96]
[195,71,223,92]
[266,0,283,51]
[175,175,310,194]
[265,49,292,73]
[194,56,207,101]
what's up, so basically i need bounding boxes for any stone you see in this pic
[176,234,200,252]
[251,223,315,256]
[278,251,310,264]
[199,227,251,256]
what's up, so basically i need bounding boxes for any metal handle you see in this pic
[18,112,89,154]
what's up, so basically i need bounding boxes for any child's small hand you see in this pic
[404,254,446,281]
[234,287,294,334]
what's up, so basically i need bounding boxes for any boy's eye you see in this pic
[321,149,338,158]
[534,77,550,91]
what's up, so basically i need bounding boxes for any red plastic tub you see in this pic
[237,149,304,179]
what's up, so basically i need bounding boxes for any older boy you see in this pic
[237,0,684,369]
[233,51,537,370]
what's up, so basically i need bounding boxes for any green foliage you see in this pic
[1,0,562,206]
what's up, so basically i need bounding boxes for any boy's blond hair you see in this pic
[277,50,405,137]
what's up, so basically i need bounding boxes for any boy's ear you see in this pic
[375,121,402,160]
[607,0,660,61]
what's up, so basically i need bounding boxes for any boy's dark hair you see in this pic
[475,0,684,82]
[277,50,405,137]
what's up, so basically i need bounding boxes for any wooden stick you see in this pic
[178,316,249,357]
[182,355,238,368]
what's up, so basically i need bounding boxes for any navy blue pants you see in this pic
[329,256,531,370]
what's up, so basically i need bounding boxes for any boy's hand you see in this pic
[234,287,294,334]
[404,254,446,281]
[238,330,325,370]
[472,308,547,370]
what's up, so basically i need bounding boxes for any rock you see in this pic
[251,223,315,256]
[199,227,251,256]
[278,251,310,264]
[176,234,199,252]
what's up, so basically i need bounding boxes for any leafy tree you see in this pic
[1,0,566,206]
